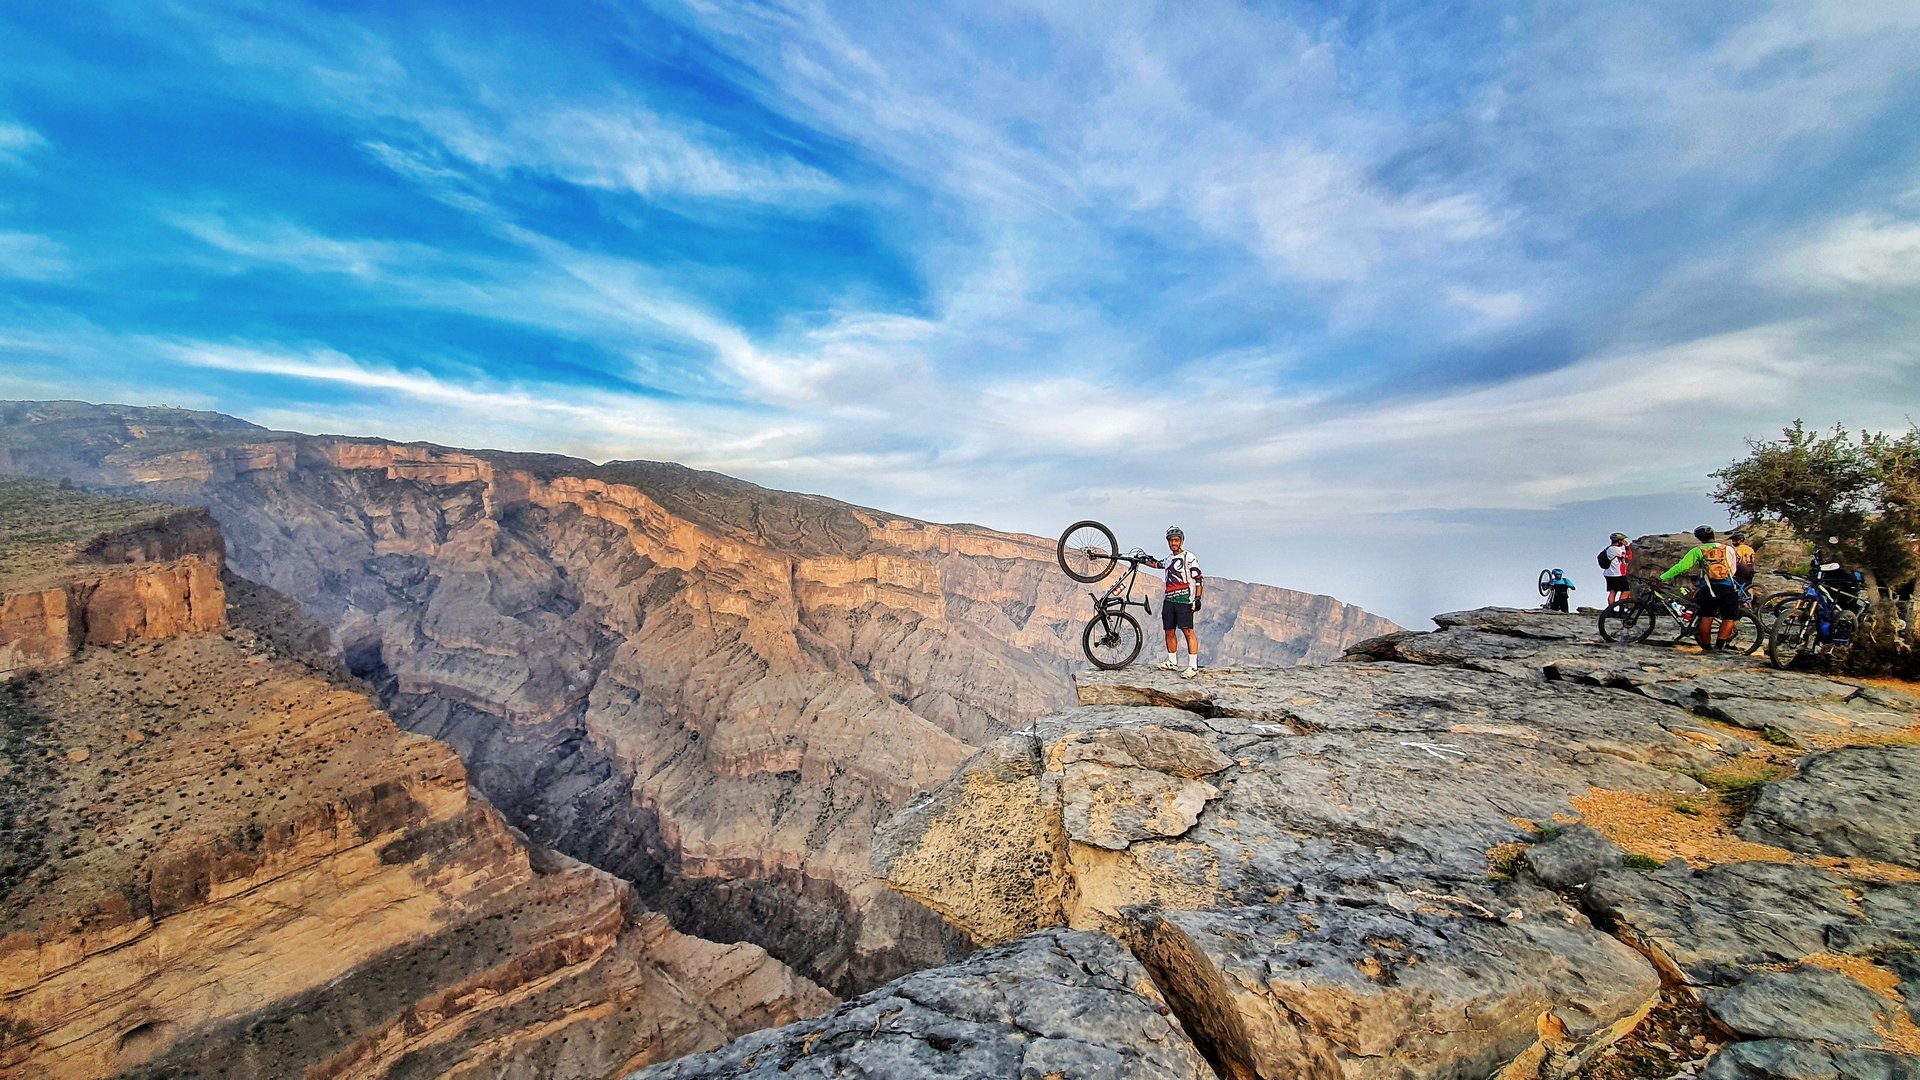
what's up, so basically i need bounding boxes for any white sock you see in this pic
[1167,652,1177,665]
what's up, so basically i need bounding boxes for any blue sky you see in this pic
[2,1,1918,627]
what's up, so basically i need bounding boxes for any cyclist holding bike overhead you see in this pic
[1143,526,1204,679]
[1659,525,1743,651]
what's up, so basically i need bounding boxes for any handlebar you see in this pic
[1080,547,1156,566]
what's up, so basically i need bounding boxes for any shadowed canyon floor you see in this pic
[634,608,1920,1079]
[1,399,1397,997]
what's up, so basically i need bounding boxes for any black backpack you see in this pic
[1596,549,1611,570]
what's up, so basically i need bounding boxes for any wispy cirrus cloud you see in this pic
[3,0,1920,626]
[0,231,68,280]
[0,122,44,164]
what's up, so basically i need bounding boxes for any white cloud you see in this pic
[0,122,44,164]
[420,102,842,204]
[0,232,69,280]
[170,214,419,278]
[1443,287,1530,323]
[1772,214,1920,291]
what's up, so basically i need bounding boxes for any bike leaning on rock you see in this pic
[1056,520,1157,669]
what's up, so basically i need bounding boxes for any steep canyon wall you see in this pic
[0,480,830,1078]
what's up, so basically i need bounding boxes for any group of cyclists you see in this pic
[1597,526,1861,652]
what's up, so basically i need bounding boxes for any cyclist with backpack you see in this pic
[1730,532,1757,590]
[1600,532,1632,605]
[1142,526,1204,679]
[1659,525,1742,650]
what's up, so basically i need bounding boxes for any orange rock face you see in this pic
[0,595,830,1080]
[0,491,227,675]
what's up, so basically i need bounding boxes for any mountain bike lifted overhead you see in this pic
[1056,520,1155,669]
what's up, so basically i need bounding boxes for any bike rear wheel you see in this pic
[1058,520,1120,583]
[1537,569,1553,597]
[1768,605,1813,670]
[1712,607,1765,655]
[1082,610,1144,669]
[1597,599,1657,644]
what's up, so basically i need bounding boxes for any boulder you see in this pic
[1521,824,1626,891]
[625,929,1213,1080]
[1586,862,1859,987]
[1704,966,1895,1045]
[1702,1039,1920,1080]
[1127,886,1657,1080]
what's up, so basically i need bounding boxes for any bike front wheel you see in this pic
[1538,569,1553,597]
[1058,520,1120,583]
[1082,610,1144,669]
[1598,599,1657,644]
[1768,605,1813,670]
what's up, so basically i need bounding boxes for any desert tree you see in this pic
[1711,420,1918,593]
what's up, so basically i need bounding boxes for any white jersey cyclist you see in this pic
[1160,548,1201,606]
[1147,526,1204,679]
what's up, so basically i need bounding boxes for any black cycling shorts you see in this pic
[1605,575,1630,591]
[1694,582,1742,619]
[1162,601,1194,631]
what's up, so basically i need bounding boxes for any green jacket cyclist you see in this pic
[1659,525,1743,650]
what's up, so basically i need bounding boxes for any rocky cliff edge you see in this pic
[636,607,1920,1079]
[0,477,225,676]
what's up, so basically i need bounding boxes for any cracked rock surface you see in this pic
[636,607,1920,1077]
[627,929,1213,1080]
[1739,746,1920,868]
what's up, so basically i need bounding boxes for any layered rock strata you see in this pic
[0,400,1398,994]
[0,477,224,675]
[0,500,830,1077]
[671,606,1918,1080]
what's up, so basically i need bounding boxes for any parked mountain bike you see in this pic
[1596,579,1763,654]
[1056,519,1156,669]
[1767,570,1872,670]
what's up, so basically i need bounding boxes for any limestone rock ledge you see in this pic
[0,477,226,675]
[0,616,829,1077]
[628,929,1214,1080]
[832,608,1920,1079]
[871,663,1687,1077]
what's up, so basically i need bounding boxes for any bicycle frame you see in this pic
[1092,557,1153,622]
[1784,576,1870,641]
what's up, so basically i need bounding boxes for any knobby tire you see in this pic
[1768,606,1812,670]
[1082,610,1143,670]
[1058,520,1119,583]
[1597,599,1657,644]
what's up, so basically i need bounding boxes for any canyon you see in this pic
[0,478,828,1077]
[1,399,1400,1076]
[3,400,1916,1077]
